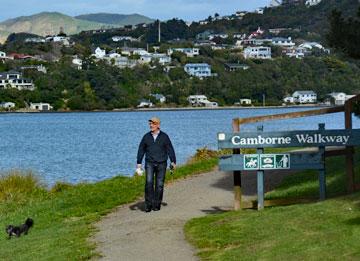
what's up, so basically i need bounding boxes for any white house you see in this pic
[328,92,355,106]
[283,96,295,103]
[0,51,6,59]
[0,71,35,91]
[151,53,171,65]
[72,56,83,70]
[112,36,138,42]
[208,33,228,40]
[292,91,317,104]
[137,99,154,108]
[306,0,322,6]
[244,46,272,59]
[25,37,46,43]
[184,63,212,78]
[299,42,324,50]
[133,49,149,56]
[187,95,218,107]
[167,48,200,57]
[30,102,52,111]
[150,93,166,103]
[94,47,106,59]
[0,102,15,109]
[239,99,252,105]
[255,8,264,14]
[284,47,306,58]
[271,37,295,47]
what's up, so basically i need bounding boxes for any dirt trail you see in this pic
[92,168,295,260]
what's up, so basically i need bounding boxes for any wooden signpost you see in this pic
[218,123,360,210]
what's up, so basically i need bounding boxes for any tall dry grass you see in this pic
[0,170,47,203]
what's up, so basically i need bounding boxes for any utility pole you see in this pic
[263,93,266,107]
[158,20,161,43]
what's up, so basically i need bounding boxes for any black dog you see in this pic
[6,218,34,239]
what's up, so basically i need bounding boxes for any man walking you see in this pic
[137,117,176,212]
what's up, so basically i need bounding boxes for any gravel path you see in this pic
[91,167,295,260]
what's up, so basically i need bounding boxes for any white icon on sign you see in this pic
[246,158,258,168]
[278,155,289,168]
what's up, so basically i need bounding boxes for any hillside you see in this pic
[75,13,154,26]
[0,12,114,43]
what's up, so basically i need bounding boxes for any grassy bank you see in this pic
[0,153,218,260]
[185,152,360,260]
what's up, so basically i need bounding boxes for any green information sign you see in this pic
[243,154,290,170]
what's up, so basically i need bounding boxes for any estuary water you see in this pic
[0,107,359,185]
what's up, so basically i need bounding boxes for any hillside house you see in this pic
[196,30,214,40]
[271,37,295,47]
[94,47,106,59]
[244,46,272,59]
[72,56,83,70]
[137,99,154,108]
[224,63,249,71]
[0,51,6,59]
[292,91,317,104]
[0,71,35,91]
[306,0,321,6]
[167,48,200,57]
[327,92,355,105]
[30,102,52,111]
[208,33,229,40]
[112,36,138,42]
[150,93,166,103]
[187,95,218,107]
[0,102,15,110]
[184,63,212,78]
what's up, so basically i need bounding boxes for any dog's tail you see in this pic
[25,218,34,228]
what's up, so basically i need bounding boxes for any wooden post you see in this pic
[232,119,241,210]
[257,126,264,210]
[318,123,326,201]
[345,101,355,193]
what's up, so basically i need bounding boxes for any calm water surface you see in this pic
[0,107,359,185]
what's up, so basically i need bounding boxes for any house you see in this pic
[150,53,171,65]
[187,95,218,107]
[112,36,138,42]
[0,102,15,110]
[233,33,246,39]
[0,71,35,91]
[30,102,52,111]
[25,37,45,43]
[255,8,264,14]
[113,57,138,68]
[299,42,324,50]
[283,47,306,58]
[0,51,6,59]
[269,28,291,34]
[120,47,148,56]
[235,11,247,17]
[7,53,34,60]
[72,56,83,70]
[184,63,212,78]
[306,0,321,6]
[139,55,152,64]
[239,99,252,105]
[292,91,317,104]
[150,93,166,103]
[167,48,200,57]
[282,0,305,6]
[194,40,216,47]
[244,46,272,59]
[327,92,355,106]
[196,30,214,40]
[94,47,106,59]
[137,99,154,108]
[208,33,229,40]
[271,37,295,47]
[224,63,249,71]
[283,96,295,103]
[199,20,209,25]
[20,64,47,74]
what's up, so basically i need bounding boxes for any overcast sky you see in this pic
[0,0,270,22]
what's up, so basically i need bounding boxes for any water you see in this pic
[0,107,359,185]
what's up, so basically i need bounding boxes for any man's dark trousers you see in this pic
[145,162,167,209]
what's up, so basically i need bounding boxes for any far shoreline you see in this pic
[0,104,332,114]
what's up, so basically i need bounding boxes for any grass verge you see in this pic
[0,154,218,260]
[185,150,360,260]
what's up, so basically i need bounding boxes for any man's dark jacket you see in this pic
[137,131,176,164]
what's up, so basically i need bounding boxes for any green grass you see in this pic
[185,151,360,260]
[0,157,218,261]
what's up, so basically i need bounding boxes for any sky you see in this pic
[0,0,270,22]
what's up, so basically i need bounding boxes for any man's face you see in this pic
[149,121,160,132]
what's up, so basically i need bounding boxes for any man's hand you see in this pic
[137,164,142,169]
[136,164,144,176]
[171,162,176,170]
